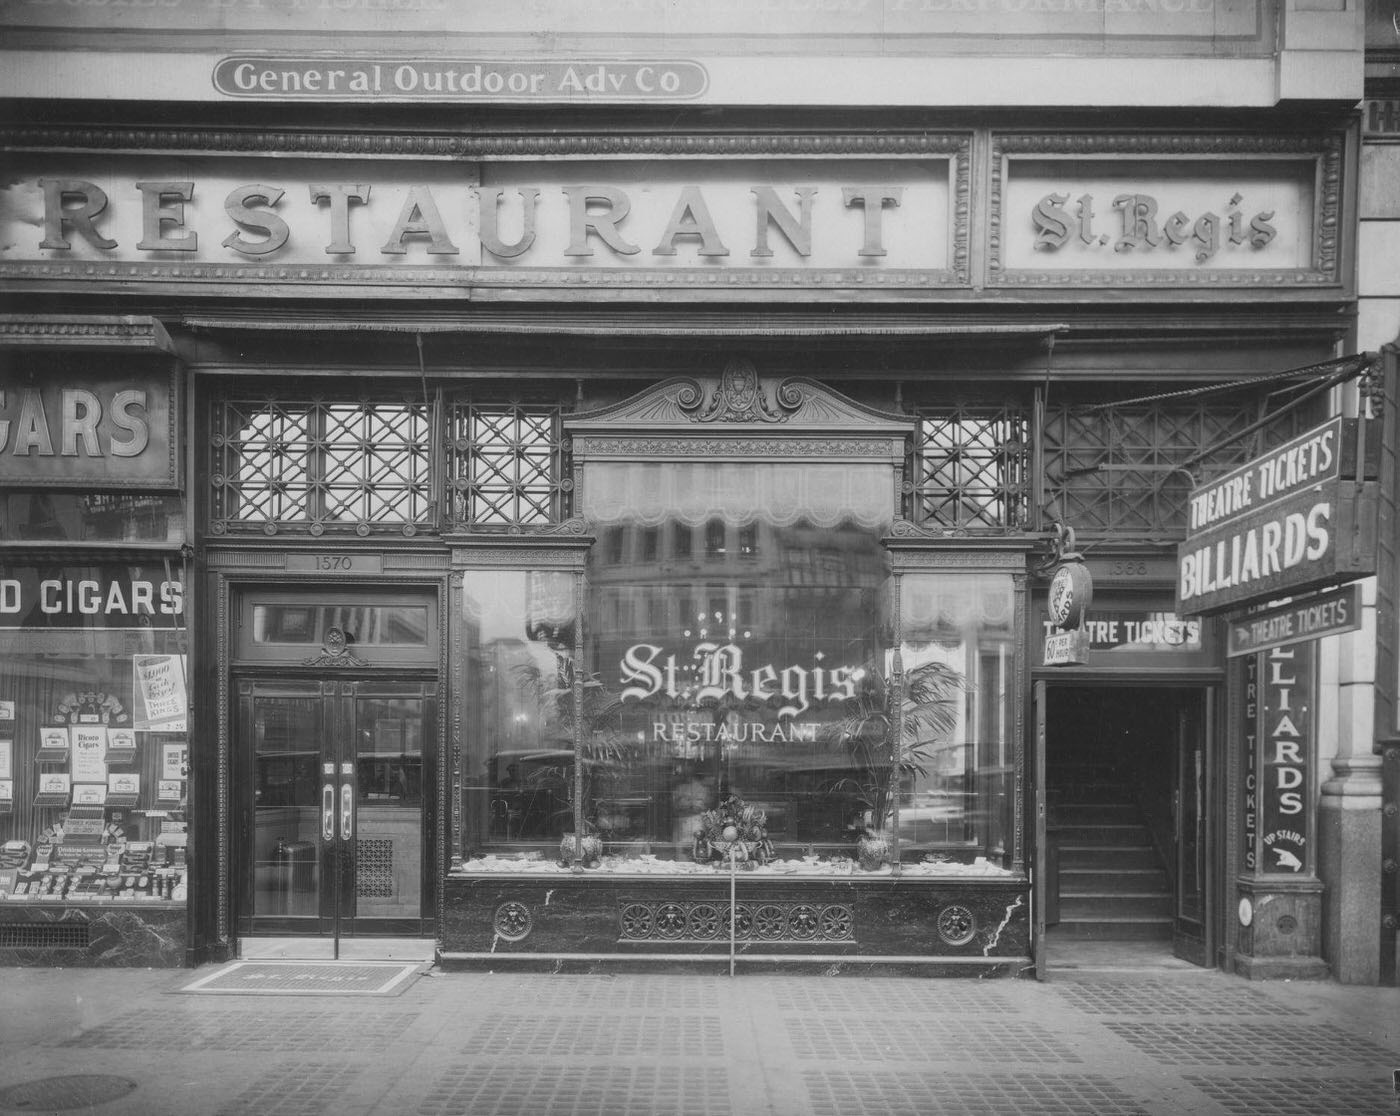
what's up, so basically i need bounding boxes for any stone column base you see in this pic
[1234,876,1330,981]
[1318,754,1383,984]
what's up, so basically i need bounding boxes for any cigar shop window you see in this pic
[0,564,189,906]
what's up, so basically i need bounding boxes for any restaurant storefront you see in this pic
[0,1,1379,976]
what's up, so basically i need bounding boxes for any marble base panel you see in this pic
[1233,876,1329,982]
[441,874,1030,976]
[0,904,187,967]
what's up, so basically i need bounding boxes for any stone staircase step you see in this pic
[1047,823,1154,844]
[1059,893,1174,920]
[1060,867,1169,891]
[1049,804,1144,825]
[1057,845,1162,869]
[1053,917,1174,941]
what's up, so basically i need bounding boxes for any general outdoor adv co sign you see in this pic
[1176,417,1378,616]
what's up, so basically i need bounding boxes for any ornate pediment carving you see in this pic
[566,359,911,440]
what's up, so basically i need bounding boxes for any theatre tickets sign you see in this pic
[1176,417,1378,616]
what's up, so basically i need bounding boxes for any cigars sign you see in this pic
[1176,417,1378,616]
[0,370,178,490]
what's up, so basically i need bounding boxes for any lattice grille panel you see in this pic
[211,395,433,537]
[357,839,394,898]
[1042,400,1258,537]
[449,404,567,528]
[0,922,90,949]
[911,405,1029,530]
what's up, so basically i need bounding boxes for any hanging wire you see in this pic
[1075,352,1377,413]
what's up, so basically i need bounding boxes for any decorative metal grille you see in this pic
[910,404,1029,530]
[356,838,393,898]
[448,403,567,528]
[211,395,433,537]
[0,922,90,949]
[1043,399,1266,538]
[616,899,854,943]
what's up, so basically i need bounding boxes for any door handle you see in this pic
[341,782,353,841]
[322,784,335,841]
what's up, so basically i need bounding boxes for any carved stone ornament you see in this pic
[685,359,795,424]
[567,361,912,443]
[300,626,369,668]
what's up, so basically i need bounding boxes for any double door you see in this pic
[235,677,436,945]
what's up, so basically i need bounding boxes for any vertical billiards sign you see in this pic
[1256,643,1313,874]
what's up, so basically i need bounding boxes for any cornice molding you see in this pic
[0,314,175,353]
[0,126,969,160]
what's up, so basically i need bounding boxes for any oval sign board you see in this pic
[1048,561,1093,631]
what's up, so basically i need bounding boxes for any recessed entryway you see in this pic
[1043,685,1211,969]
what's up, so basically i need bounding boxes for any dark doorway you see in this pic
[1043,685,1211,967]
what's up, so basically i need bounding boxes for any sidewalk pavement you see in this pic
[0,957,1397,1116]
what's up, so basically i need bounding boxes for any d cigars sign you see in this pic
[1176,417,1377,616]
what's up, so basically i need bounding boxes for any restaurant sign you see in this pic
[0,368,179,490]
[996,150,1329,285]
[0,155,956,295]
[0,144,1340,298]
[1176,418,1378,616]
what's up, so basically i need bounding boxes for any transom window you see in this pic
[447,403,568,529]
[210,392,569,536]
[210,395,433,537]
[909,403,1029,531]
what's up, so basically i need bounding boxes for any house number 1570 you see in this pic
[315,555,353,570]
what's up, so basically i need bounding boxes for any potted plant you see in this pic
[827,650,965,871]
[511,651,632,868]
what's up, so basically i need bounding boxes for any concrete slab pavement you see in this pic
[0,962,1396,1116]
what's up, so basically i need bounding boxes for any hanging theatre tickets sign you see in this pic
[1176,417,1378,616]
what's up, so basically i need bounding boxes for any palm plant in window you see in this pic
[827,652,965,870]
[511,651,629,867]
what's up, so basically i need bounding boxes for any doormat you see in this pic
[175,961,424,997]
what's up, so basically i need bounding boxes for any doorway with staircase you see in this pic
[1043,683,1214,970]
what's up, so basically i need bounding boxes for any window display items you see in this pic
[70,725,108,783]
[133,655,187,732]
[36,727,69,763]
[54,690,129,726]
[161,743,187,781]
[105,727,137,763]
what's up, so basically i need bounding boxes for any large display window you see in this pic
[0,564,188,906]
[456,461,1015,876]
